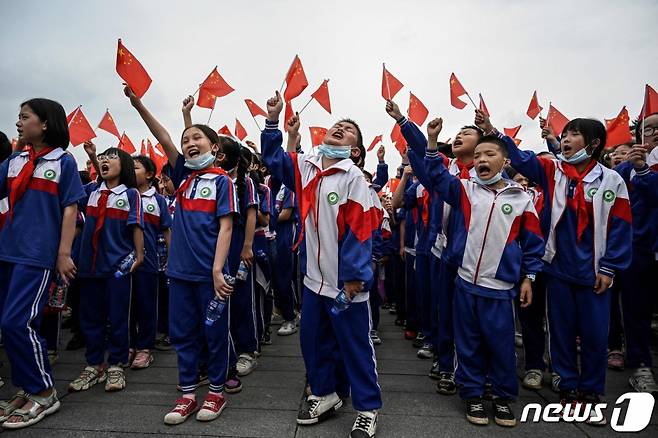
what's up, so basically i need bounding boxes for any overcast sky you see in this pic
[1,0,657,171]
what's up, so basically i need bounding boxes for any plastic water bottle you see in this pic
[205,275,235,326]
[114,251,136,278]
[48,274,69,309]
[330,290,351,315]
[156,235,167,271]
[236,261,249,281]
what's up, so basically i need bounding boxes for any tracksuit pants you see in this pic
[229,269,258,355]
[437,258,457,373]
[156,272,169,335]
[415,252,431,340]
[428,253,441,351]
[130,271,159,350]
[546,275,611,395]
[517,272,547,371]
[169,278,230,393]
[453,278,517,400]
[300,287,382,411]
[79,275,132,366]
[273,238,297,322]
[404,252,417,330]
[0,262,54,394]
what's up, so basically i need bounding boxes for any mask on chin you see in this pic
[318,143,351,159]
[473,171,503,186]
[557,147,591,164]
[184,151,215,170]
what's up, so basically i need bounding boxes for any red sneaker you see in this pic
[196,392,227,422]
[164,397,197,425]
[404,330,417,340]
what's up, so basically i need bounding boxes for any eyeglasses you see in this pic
[642,126,658,137]
[97,153,119,162]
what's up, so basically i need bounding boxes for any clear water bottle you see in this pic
[156,235,167,271]
[330,289,351,315]
[48,274,69,309]
[114,251,136,278]
[205,274,235,326]
[236,261,249,281]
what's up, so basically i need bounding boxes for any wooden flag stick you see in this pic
[279,56,297,93]
[465,92,477,109]
[192,85,201,97]
[250,113,262,132]
[383,63,391,100]
[207,104,215,125]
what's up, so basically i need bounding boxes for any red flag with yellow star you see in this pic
[408,93,429,125]
[367,135,383,152]
[283,55,308,102]
[244,99,267,118]
[639,84,658,119]
[98,110,121,138]
[504,125,521,139]
[478,93,490,117]
[311,80,332,114]
[197,87,217,110]
[605,106,633,147]
[309,126,327,147]
[526,91,543,120]
[68,107,96,146]
[449,73,468,109]
[235,119,248,141]
[147,139,168,174]
[547,104,569,137]
[118,132,136,154]
[116,39,152,98]
[66,107,79,124]
[200,67,234,99]
[391,123,407,155]
[218,125,233,137]
[382,65,404,101]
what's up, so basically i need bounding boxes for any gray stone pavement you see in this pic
[0,312,657,437]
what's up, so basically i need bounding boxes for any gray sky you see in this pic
[1,0,657,172]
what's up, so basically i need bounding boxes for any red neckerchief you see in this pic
[91,189,111,271]
[421,187,431,226]
[9,146,54,218]
[293,166,343,250]
[561,159,598,242]
[456,160,474,180]
[175,167,230,206]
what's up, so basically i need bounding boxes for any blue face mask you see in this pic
[184,151,215,170]
[557,148,590,164]
[318,143,350,159]
[473,171,503,186]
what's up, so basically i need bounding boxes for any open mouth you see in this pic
[477,164,491,178]
[453,139,463,147]
[16,129,23,137]
[187,147,200,158]
[100,163,110,173]
[561,144,573,155]
[331,131,344,140]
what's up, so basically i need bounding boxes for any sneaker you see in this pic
[551,373,561,393]
[236,354,257,376]
[270,313,284,326]
[381,302,390,310]
[403,329,417,340]
[297,392,343,425]
[388,303,397,315]
[350,410,377,438]
[465,398,489,425]
[514,332,523,348]
[130,350,154,370]
[196,392,227,422]
[629,367,658,395]
[412,333,425,349]
[155,335,173,351]
[607,350,624,371]
[65,332,85,350]
[394,318,405,327]
[261,329,272,346]
[559,390,579,417]
[492,399,516,427]
[522,369,543,390]
[225,368,242,394]
[436,372,457,395]
[105,366,126,392]
[277,321,298,336]
[580,393,607,426]
[69,366,106,392]
[164,397,197,425]
[428,361,441,380]
[369,330,382,346]
[417,343,434,359]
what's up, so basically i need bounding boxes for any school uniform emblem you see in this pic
[603,190,616,202]
[501,203,513,215]
[200,187,212,198]
[587,187,598,198]
[146,204,155,212]
[44,169,56,180]
[327,192,339,205]
[116,199,126,208]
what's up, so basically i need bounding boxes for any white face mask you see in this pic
[557,147,590,164]
[184,151,215,170]
[318,143,351,159]
[473,171,503,186]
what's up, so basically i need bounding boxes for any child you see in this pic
[126,88,237,424]
[424,118,544,427]
[262,91,381,438]
[0,98,85,429]
[69,147,144,393]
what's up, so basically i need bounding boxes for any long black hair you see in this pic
[0,131,11,163]
[20,98,70,149]
[563,118,607,160]
[134,155,157,187]
[98,147,136,188]
[236,144,253,212]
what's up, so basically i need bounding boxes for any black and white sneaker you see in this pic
[297,392,343,425]
[465,398,489,425]
[580,393,607,426]
[350,410,377,438]
[436,372,457,395]
[417,343,434,359]
[388,303,397,315]
[428,361,441,380]
[492,399,516,427]
[369,330,382,345]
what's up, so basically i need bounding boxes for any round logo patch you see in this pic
[43,169,56,180]
[587,187,598,198]
[501,203,513,215]
[146,204,155,213]
[327,192,339,205]
[200,187,212,198]
[603,190,616,202]
[116,199,126,208]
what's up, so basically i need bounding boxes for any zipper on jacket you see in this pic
[315,179,324,294]
[472,194,499,283]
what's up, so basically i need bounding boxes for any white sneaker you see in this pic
[236,354,257,376]
[297,392,343,425]
[551,373,561,393]
[270,313,284,326]
[629,367,658,395]
[522,369,543,390]
[351,410,378,437]
[277,321,298,336]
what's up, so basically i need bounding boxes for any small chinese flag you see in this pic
[283,101,294,132]
[309,126,327,147]
[66,107,79,124]
[140,139,147,156]
[504,125,521,139]
[235,119,248,141]
[391,123,407,156]
[98,110,121,138]
[605,106,633,147]
[478,93,490,117]
[116,39,152,98]
[197,87,217,110]
[118,132,136,154]
[639,84,658,119]
[311,80,332,114]
[547,104,570,137]
[199,67,234,99]
[68,107,96,146]
[408,92,429,126]
[449,73,468,110]
[283,55,308,101]
[382,64,404,101]
[526,91,543,120]
[147,139,168,174]
[383,178,401,195]
[367,135,383,152]
[218,125,233,137]
[244,99,267,118]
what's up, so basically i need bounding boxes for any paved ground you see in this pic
[0,312,657,437]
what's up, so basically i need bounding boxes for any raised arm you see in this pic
[260,91,297,192]
[286,114,301,153]
[373,146,389,188]
[391,166,412,210]
[182,95,194,129]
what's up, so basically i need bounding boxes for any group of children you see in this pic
[0,86,655,437]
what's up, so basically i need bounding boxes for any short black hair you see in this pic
[78,170,91,185]
[20,98,70,149]
[134,155,157,185]
[0,131,11,163]
[437,142,454,158]
[98,147,136,188]
[476,135,508,157]
[563,118,607,159]
[337,118,364,151]
[461,125,484,139]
